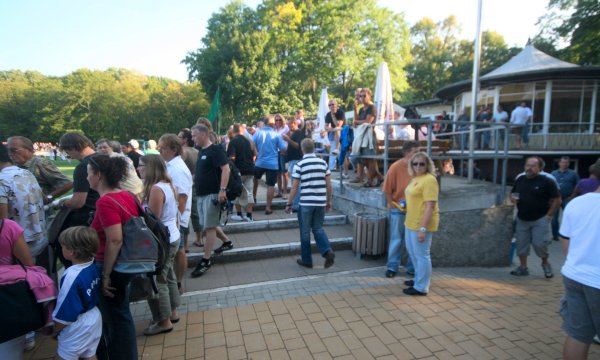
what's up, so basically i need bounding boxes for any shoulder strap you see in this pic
[105,193,142,218]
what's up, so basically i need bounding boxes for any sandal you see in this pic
[192,241,204,247]
[144,323,173,336]
[362,182,377,188]
[349,178,363,183]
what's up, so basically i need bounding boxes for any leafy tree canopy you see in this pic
[534,0,600,65]
[183,0,411,125]
[0,69,208,142]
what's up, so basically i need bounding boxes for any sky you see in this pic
[0,0,549,82]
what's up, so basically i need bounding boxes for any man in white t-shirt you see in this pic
[158,134,193,290]
[558,158,600,359]
[510,102,533,149]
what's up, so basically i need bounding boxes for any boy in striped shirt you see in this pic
[286,138,335,269]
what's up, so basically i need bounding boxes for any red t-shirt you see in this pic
[90,191,139,262]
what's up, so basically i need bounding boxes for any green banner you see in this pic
[207,87,220,126]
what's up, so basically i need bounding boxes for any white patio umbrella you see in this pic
[374,62,394,140]
[316,88,329,131]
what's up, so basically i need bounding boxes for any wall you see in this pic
[333,176,513,267]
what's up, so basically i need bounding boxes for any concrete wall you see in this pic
[332,176,513,267]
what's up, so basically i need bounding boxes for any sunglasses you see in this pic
[358,95,366,98]
[412,162,426,167]
[89,156,101,170]
[328,103,335,106]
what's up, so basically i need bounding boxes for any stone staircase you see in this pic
[185,197,353,267]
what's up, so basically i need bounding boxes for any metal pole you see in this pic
[383,122,389,175]
[468,0,483,183]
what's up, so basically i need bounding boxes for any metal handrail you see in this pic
[339,119,521,204]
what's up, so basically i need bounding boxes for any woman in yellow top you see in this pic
[403,152,440,296]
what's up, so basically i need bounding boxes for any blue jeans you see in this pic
[288,160,301,210]
[405,229,433,293]
[551,198,568,239]
[95,265,138,360]
[300,206,332,265]
[386,209,414,273]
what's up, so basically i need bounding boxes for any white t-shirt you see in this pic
[166,156,193,228]
[0,165,46,244]
[510,106,532,125]
[559,192,600,289]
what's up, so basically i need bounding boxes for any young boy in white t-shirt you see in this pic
[52,226,102,360]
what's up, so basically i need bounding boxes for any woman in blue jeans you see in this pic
[88,155,139,359]
[403,152,439,296]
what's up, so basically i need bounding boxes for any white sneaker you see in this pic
[593,335,600,345]
[230,214,244,221]
[243,216,254,222]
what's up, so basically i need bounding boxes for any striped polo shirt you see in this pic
[292,154,331,207]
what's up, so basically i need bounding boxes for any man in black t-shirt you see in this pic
[227,124,256,222]
[282,118,305,210]
[191,124,231,278]
[510,156,561,278]
[121,141,141,176]
[324,100,346,153]
[56,132,99,267]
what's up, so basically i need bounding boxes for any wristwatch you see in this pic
[219,188,227,192]
[419,227,427,233]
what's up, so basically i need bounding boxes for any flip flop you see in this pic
[192,241,204,247]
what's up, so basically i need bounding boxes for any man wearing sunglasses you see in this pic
[7,136,73,204]
[324,100,346,170]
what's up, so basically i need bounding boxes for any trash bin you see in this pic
[353,213,387,256]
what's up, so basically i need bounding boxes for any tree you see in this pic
[405,16,461,101]
[535,0,600,65]
[0,69,209,142]
[405,16,520,101]
[183,0,412,121]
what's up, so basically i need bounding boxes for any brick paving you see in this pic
[26,250,600,359]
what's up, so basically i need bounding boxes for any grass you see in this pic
[50,158,78,196]
[54,158,77,179]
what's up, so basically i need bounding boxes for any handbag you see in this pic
[0,251,45,342]
[106,195,158,274]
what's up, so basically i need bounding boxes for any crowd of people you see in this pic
[0,105,346,358]
[1,94,599,358]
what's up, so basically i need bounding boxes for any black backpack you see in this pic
[225,160,243,201]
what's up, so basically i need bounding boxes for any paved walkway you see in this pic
[26,240,600,360]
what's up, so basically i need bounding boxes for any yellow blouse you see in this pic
[405,173,440,232]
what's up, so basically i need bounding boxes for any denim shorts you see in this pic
[560,276,600,344]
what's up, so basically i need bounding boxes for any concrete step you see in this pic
[180,249,388,293]
[187,236,353,267]
[222,214,347,234]
[244,198,287,211]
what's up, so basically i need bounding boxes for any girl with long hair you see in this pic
[138,154,181,335]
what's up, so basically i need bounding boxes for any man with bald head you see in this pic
[7,136,73,204]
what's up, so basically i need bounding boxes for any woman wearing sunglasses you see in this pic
[403,152,439,296]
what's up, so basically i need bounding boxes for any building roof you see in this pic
[435,45,600,100]
[482,45,578,79]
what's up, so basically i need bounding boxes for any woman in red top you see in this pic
[88,155,138,360]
